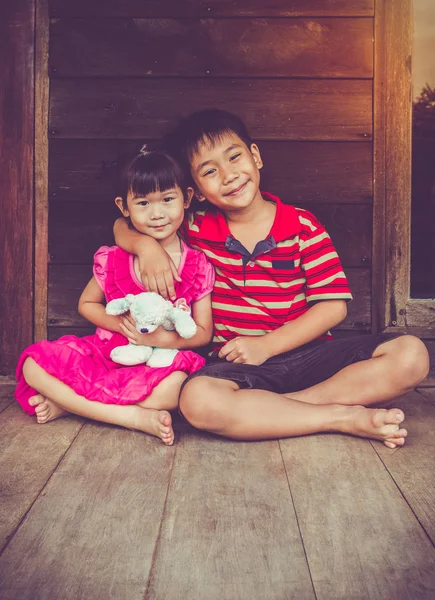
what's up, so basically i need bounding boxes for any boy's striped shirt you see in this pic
[182,193,352,350]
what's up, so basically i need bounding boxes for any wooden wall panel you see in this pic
[0,1,34,373]
[50,0,374,18]
[50,18,373,78]
[48,202,371,267]
[47,266,370,331]
[49,79,372,141]
[49,140,373,204]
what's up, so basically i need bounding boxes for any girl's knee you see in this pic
[22,357,38,385]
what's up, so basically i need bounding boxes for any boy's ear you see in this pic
[115,196,129,217]
[184,187,194,209]
[194,190,206,202]
[250,143,263,170]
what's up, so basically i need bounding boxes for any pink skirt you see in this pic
[15,332,205,415]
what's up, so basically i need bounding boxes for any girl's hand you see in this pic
[119,316,172,348]
[138,251,181,300]
[218,336,271,366]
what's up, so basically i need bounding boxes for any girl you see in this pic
[15,148,215,445]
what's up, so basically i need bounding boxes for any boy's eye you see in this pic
[229,153,241,161]
[203,168,216,177]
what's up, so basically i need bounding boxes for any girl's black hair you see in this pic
[162,109,253,179]
[115,146,188,209]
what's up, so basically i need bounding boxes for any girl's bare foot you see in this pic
[135,408,175,445]
[28,394,69,424]
[337,406,408,448]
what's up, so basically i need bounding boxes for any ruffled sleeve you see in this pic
[192,252,215,301]
[93,246,111,292]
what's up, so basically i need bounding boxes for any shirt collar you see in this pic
[198,192,299,243]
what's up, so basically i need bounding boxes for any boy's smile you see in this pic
[190,133,264,215]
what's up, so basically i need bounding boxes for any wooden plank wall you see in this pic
[0,1,35,374]
[47,0,375,340]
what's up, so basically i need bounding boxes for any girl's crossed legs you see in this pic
[23,358,186,445]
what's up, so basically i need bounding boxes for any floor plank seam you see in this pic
[278,439,318,600]
[369,440,435,548]
[142,438,179,600]
[0,399,14,415]
[0,419,86,557]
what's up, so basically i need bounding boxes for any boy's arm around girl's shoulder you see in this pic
[113,217,180,299]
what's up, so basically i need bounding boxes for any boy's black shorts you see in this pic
[181,333,401,395]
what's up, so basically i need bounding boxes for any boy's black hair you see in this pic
[114,145,187,209]
[163,109,253,178]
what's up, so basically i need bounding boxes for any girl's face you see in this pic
[116,185,193,248]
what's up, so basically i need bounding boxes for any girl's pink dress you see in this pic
[15,242,215,414]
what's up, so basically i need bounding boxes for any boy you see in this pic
[114,109,429,447]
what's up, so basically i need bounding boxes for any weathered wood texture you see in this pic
[49,140,373,204]
[34,0,49,342]
[0,422,175,599]
[50,0,374,18]
[0,403,83,553]
[48,202,371,267]
[50,18,373,78]
[49,79,373,141]
[145,431,315,600]
[373,390,435,545]
[280,433,435,599]
[0,1,35,373]
[47,265,371,331]
[0,379,16,414]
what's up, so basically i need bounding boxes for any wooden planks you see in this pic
[0,422,176,599]
[49,79,372,141]
[373,390,435,545]
[47,202,372,266]
[0,0,35,373]
[50,18,373,79]
[145,430,315,600]
[46,265,371,331]
[50,0,375,18]
[0,403,83,553]
[0,379,16,414]
[280,430,435,599]
[49,139,373,204]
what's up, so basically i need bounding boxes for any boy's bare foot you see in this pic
[338,406,407,448]
[135,408,175,445]
[28,394,69,424]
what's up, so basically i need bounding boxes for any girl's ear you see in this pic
[250,143,263,170]
[184,187,195,209]
[115,196,129,217]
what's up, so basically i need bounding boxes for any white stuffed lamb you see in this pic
[106,292,197,368]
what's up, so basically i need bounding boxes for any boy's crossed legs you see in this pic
[179,335,430,448]
[23,358,186,445]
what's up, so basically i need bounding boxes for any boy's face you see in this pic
[189,133,263,214]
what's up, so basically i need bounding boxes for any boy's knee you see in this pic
[393,335,430,385]
[180,377,230,431]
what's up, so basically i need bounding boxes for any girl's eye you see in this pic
[138,200,149,206]
[163,197,174,203]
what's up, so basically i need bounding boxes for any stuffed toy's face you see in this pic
[129,293,170,334]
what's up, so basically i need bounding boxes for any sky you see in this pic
[413,0,435,99]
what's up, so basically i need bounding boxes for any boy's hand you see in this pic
[137,252,181,300]
[218,336,271,366]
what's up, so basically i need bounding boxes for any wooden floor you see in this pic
[0,381,434,600]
